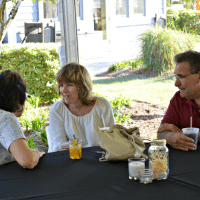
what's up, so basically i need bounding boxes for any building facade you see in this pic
[3,0,166,44]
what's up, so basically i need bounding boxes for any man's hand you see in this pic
[165,132,195,151]
[157,123,196,151]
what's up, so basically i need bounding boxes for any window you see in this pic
[93,0,102,30]
[93,0,101,9]
[132,0,144,14]
[116,0,127,16]
[76,0,84,20]
[43,1,58,19]
[43,0,81,21]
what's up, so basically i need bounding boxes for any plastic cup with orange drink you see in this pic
[69,139,82,159]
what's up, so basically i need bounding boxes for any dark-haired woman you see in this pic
[0,70,45,168]
[48,63,115,152]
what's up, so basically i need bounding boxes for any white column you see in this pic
[38,1,44,22]
[58,0,79,66]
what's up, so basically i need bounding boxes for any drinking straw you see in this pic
[190,117,192,129]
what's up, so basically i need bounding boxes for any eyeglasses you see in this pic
[173,73,195,81]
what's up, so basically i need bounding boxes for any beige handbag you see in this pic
[95,125,148,161]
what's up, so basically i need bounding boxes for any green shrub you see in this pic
[172,1,182,4]
[31,116,47,131]
[108,57,142,72]
[96,94,133,124]
[27,95,42,108]
[108,62,121,72]
[167,9,180,30]
[184,2,193,9]
[120,61,131,68]
[166,0,171,7]
[19,100,49,132]
[27,138,40,150]
[110,94,131,111]
[139,26,197,74]
[177,10,200,35]
[131,57,143,69]
[40,129,48,146]
[167,8,177,15]
[92,92,106,98]
[0,43,61,103]
[167,10,200,35]
[114,111,133,124]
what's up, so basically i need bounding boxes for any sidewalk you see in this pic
[78,31,141,76]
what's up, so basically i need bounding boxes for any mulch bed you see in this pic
[27,67,170,152]
[120,102,167,142]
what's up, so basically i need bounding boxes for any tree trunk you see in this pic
[0,0,23,56]
[0,0,23,43]
[0,0,6,55]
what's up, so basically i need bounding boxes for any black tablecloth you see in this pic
[1,143,200,200]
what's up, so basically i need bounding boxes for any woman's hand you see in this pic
[58,148,68,151]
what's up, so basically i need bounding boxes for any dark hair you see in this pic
[0,70,27,112]
[174,50,200,74]
[56,63,93,105]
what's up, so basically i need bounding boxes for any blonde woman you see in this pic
[48,63,115,152]
[0,70,45,168]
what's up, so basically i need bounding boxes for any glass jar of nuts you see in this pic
[148,139,169,180]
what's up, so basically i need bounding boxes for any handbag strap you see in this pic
[120,129,148,160]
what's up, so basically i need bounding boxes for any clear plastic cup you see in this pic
[182,128,199,150]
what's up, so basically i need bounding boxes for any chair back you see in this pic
[46,126,53,153]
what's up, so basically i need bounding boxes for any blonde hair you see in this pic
[56,63,93,105]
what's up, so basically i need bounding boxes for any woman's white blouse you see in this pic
[48,97,115,152]
[0,109,25,165]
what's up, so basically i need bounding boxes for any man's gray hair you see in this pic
[174,50,200,74]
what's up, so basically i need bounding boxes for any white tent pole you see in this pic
[58,0,79,66]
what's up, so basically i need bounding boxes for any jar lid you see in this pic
[150,139,166,146]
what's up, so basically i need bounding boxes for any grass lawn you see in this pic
[93,76,178,106]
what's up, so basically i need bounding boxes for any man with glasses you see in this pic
[157,50,200,151]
